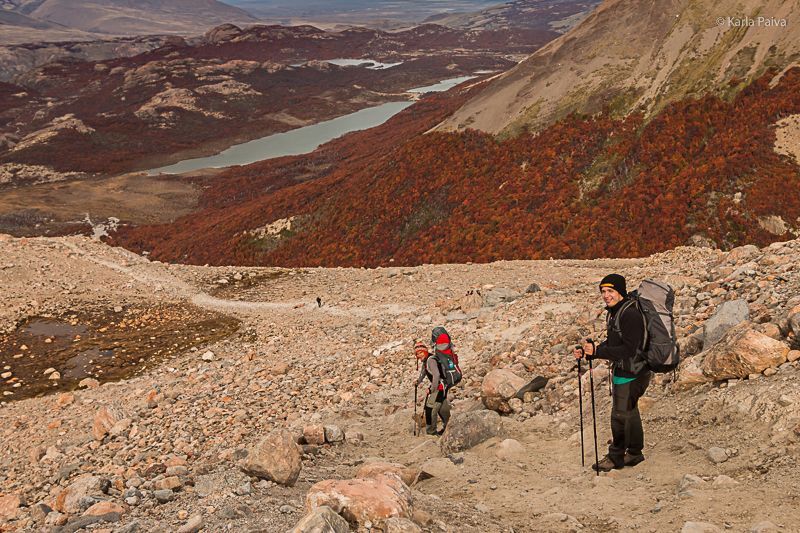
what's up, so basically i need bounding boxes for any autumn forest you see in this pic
[113,67,800,267]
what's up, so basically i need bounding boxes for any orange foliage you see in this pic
[112,68,800,266]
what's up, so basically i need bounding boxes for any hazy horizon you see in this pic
[226,0,502,23]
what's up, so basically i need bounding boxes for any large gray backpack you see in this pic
[612,279,680,373]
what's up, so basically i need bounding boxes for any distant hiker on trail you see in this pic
[415,327,462,436]
[574,274,651,472]
[316,296,322,308]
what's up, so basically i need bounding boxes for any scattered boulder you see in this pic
[702,323,789,380]
[290,505,350,533]
[0,494,22,521]
[385,517,423,532]
[726,244,759,263]
[83,501,125,517]
[306,474,412,528]
[675,355,711,390]
[678,474,707,493]
[482,288,521,307]
[55,475,104,514]
[324,425,344,444]
[712,475,739,488]
[153,490,174,504]
[440,410,502,454]
[514,376,548,399]
[495,439,526,461]
[356,461,420,487]
[481,369,526,413]
[176,514,204,533]
[458,289,483,313]
[92,406,124,441]
[303,425,325,445]
[79,378,100,389]
[525,283,541,293]
[707,447,728,464]
[788,305,800,338]
[240,430,302,486]
[704,300,749,347]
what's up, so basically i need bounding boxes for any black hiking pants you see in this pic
[608,371,651,464]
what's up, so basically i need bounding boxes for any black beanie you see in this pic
[599,273,627,298]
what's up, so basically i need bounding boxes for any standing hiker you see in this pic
[574,274,651,472]
[415,327,460,436]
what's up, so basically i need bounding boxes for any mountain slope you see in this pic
[424,0,600,33]
[438,0,800,136]
[1,0,257,38]
[112,67,800,266]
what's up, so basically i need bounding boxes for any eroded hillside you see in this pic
[438,0,800,136]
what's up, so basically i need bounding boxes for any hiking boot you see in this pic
[592,455,623,472]
[425,425,438,436]
[624,453,645,467]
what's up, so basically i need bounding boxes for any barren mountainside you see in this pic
[424,0,600,33]
[0,0,257,41]
[438,0,800,136]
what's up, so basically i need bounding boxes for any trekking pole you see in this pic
[414,357,419,437]
[575,346,585,467]
[587,338,599,476]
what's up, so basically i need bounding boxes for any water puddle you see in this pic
[0,305,239,403]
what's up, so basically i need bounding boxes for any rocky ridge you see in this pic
[0,234,799,531]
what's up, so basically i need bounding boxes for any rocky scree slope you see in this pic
[0,234,799,531]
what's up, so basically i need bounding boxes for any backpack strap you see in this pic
[611,298,648,353]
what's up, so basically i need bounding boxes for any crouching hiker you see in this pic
[574,274,651,472]
[415,327,462,436]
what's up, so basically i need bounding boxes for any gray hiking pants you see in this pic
[425,390,450,434]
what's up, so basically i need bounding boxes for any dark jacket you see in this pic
[593,298,647,378]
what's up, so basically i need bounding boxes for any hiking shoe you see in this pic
[592,455,623,472]
[624,453,645,467]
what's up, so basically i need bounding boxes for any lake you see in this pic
[146,75,476,175]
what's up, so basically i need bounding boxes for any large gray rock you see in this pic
[240,430,302,486]
[704,300,749,348]
[440,410,502,454]
[290,506,350,533]
[482,288,521,307]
